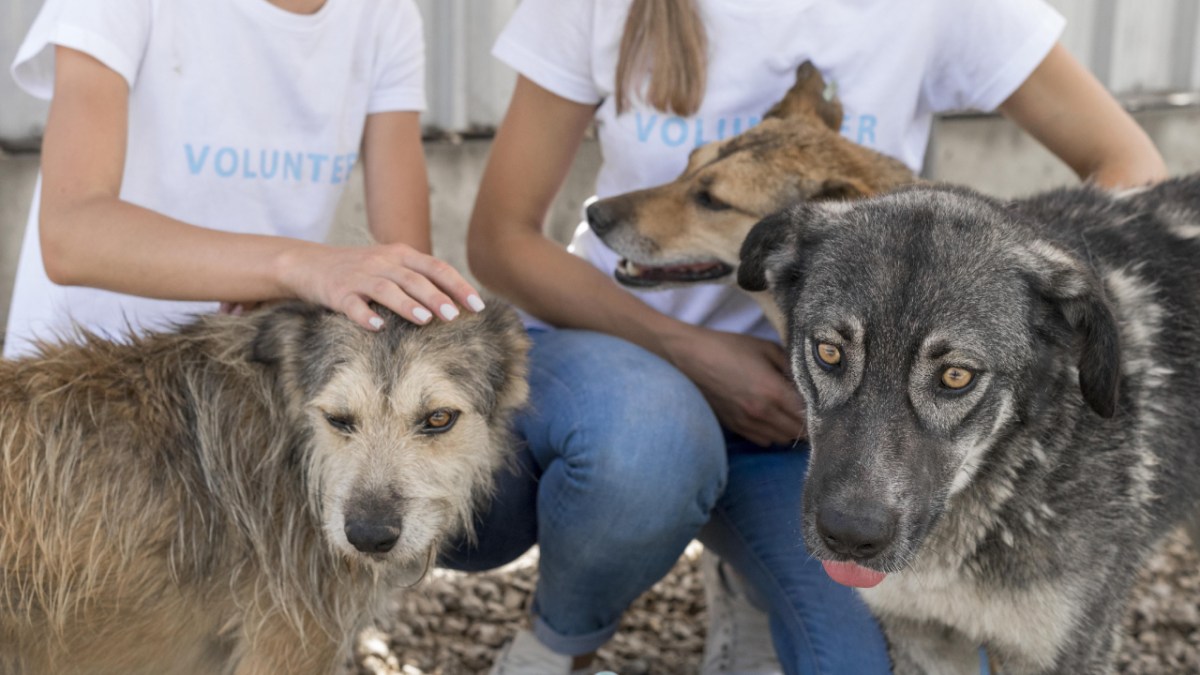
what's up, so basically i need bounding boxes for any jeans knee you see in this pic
[524,329,729,549]
[582,403,727,544]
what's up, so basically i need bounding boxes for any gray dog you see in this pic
[737,176,1200,674]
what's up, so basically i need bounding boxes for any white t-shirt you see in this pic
[494,0,1065,340]
[4,0,426,358]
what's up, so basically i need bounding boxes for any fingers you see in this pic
[401,249,485,313]
[316,245,485,330]
[339,294,390,332]
[763,342,794,377]
[365,269,453,324]
[737,378,808,447]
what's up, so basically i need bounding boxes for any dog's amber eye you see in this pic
[940,367,974,390]
[421,408,460,435]
[813,342,842,369]
[324,412,357,434]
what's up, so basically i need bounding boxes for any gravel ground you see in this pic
[350,532,1200,675]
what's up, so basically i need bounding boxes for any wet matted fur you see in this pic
[0,302,529,675]
[586,61,914,332]
[738,176,1200,674]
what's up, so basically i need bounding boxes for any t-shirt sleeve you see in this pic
[10,0,152,100]
[367,0,426,114]
[492,0,601,105]
[923,0,1066,113]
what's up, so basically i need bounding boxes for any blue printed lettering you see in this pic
[330,155,346,184]
[716,118,728,141]
[185,144,210,175]
[260,150,280,180]
[636,112,659,143]
[345,152,358,172]
[214,148,238,177]
[857,114,877,145]
[307,153,328,182]
[661,117,688,147]
[694,119,708,147]
[284,152,304,181]
[241,149,258,179]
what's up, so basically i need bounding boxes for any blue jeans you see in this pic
[441,329,891,674]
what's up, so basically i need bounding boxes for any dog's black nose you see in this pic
[586,200,616,236]
[816,506,896,559]
[345,520,402,554]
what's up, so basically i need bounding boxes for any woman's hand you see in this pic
[664,325,807,447]
[276,241,484,331]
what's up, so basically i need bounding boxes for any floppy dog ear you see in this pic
[248,302,337,405]
[1017,241,1121,418]
[812,177,873,201]
[476,303,532,416]
[249,302,326,367]
[737,206,814,292]
[764,61,843,131]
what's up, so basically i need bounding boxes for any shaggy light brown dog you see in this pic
[0,302,529,675]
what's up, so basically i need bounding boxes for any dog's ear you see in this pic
[812,177,873,201]
[477,303,531,416]
[249,303,333,398]
[737,205,827,293]
[764,61,843,131]
[1017,241,1121,418]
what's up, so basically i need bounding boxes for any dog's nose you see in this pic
[586,201,616,236]
[345,520,402,554]
[816,505,896,559]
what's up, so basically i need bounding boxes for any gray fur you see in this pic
[738,175,1200,674]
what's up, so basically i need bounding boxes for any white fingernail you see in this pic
[413,307,433,323]
[440,304,460,321]
[368,316,385,330]
[467,294,486,312]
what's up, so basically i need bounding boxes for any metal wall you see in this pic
[2,0,1199,146]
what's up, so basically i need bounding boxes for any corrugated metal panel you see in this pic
[1,0,1198,146]
[0,0,49,148]
[416,0,519,133]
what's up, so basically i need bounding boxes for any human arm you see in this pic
[362,110,432,251]
[467,76,805,445]
[38,46,477,329]
[998,44,1167,189]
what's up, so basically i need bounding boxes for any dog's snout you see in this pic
[344,518,402,554]
[586,200,617,237]
[816,505,897,559]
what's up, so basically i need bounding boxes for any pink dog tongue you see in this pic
[822,560,887,588]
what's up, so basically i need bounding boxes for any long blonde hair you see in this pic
[615,0,708,116]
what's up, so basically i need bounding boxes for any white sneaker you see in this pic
[700,550,784,675]
[489,629,591,675]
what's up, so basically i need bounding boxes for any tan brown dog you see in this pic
[586,61,915,332]
[0,302,529,675]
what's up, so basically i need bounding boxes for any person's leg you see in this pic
[445,328,729,656]
[700,435,893,675]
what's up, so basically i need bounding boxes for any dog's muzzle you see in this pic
[344,517,403,554]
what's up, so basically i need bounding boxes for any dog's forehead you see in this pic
[312,315,501,413]
[800,191,1031,345]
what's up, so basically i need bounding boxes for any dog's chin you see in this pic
[391,549,435,586]
[343,542,434,580]
[614,258,734,288]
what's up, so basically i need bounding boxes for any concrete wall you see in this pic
[2,106,1200,349]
